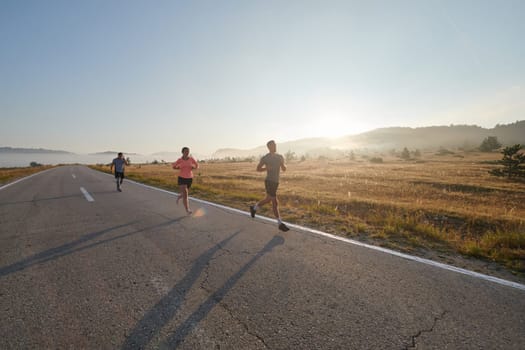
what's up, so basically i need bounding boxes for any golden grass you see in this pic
[92,151,525,274]
[0,166,54,185]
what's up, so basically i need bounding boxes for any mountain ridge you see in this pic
[0,147,73,154]
[211,121,525,158]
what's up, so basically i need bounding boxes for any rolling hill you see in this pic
[211,120,525,159]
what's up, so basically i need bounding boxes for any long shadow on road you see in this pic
[122,233,284,349]
[0,217,185,278]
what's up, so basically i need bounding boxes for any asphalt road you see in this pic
[0,165,524,349]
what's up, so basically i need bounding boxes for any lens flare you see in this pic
[192,207,206,218]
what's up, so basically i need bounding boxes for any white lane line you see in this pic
[72,174,76,179]
[80,187,95,202]
[285,224,525,292]
[97,171,525,292]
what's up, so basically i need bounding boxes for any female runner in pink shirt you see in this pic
[172,146,199,214]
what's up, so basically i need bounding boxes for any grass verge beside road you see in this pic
[0,166,54,186]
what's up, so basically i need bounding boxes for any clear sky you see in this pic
[1,0,524,155]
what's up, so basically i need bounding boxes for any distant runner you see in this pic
[172,146,199,215]
[110,152,129,192]
[250,140,290,231]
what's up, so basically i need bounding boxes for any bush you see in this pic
[285,150,296,162]
[436,147,454,156]
[400,147,410,160]
[479,136,502,152]
[489,144,525,178]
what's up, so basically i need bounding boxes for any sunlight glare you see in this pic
[302,115,373,139]
[192,207,206,218]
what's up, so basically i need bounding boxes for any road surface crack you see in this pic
[200,235,236,291]
[198,238,270,348]
[200,238,253,292]
[217,301,270,349]
[201,249,230,291]
[405,310,447,349]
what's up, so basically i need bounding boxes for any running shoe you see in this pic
[249,205,256,218]
[278,223,290,232]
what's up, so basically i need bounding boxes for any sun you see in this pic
[303,115,373,139]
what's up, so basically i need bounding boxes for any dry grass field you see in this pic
[92,151,525,278]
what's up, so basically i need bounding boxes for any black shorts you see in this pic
[114,171,124,179]
[265,180,279,197]
[178,176,193,189]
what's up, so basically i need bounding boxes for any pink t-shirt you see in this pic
[172,157,198,179]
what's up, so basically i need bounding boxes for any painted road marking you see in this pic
[72,174,76,179]
[99,170,525,292]
[80,187,94,202]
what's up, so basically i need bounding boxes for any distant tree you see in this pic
[437,147,454,156]
[126,157,131,165]
[413,149,421,158]
[349,151,355,160]
[489,144,525,179]
[400,147,410,160]
[479,136,501,152]
[285,150,296,162]
[29,161,41,167]
[460,140,476,152]
[369,157,383,163]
